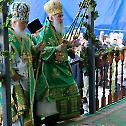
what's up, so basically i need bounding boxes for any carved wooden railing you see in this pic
[95,47,126,110]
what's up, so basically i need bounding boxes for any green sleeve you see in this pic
[37,25,57,61]
[31,35,38,45]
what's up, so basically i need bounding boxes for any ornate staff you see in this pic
[63,0,97,114]
[64,0,92,41]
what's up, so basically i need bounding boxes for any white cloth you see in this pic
[12,116,23,126]
[36,98,58,117]
[83,75,89,97]
[12,120,21,126]
[15,57,28,78]
[12,57,29,91]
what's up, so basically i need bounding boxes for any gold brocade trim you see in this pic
[21,52,33,64]
[17,105,27,112]
[27,52,32,63]
[15,85,28,109]
[24,119,34,126]
[11,98,15,105]
[9,34,17,43]
[55,51,66,62]
[17,105,28,117]
[17,111,24,117]
[9,28,32,64]
[49,85,79,98]
[21,52,27,63]
[0,107,2,115]
[69,85,78,94]
[12,115,19,123]
[0,114,2,125]
[10,42,18,54]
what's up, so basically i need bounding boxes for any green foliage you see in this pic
[80,21,88,28]
[80,47,88,66]
[81,0,99,45]
[92,10,99,20]
[79,0,99,45]
[0,0,3,4]
[0,0,13,27]
[0,50,16,61]
[0,0,3,12]
[80,0,99,71]
[2,14,12,28]
[90,0,97,9]
[5,0,14,4]
[0,0,14,8]
[1,50,9,58]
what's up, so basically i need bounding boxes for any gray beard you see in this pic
[13,25,26,38]
[53,20,64,34]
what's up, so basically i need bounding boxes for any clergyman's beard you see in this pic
[53,20,64,34]
[13,24,26,38]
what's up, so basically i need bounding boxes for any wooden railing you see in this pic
[95,47,126,110]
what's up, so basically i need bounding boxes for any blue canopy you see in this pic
[14,0,126,39]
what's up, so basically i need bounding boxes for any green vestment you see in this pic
[36,19,80,120]
[0,28,36,125]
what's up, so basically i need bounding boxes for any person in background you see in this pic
[99,31,104,44]
[27,18,43,39]
[70,30,83,89]
[27,18,44,76]
[117,32,124,48]
[115,33,124,98]
[102,34,110,50]
[112,32,119,47]
[109,32,114,46]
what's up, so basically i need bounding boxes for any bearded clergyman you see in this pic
[34,0,80,126]
[0,2,39,126]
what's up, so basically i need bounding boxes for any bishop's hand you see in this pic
[56,43,66,51]
[12,73,23,82]
[36,42,45,51]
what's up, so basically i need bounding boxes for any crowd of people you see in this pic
[98,31,125,49]
[98,31,126,91]
[68,29,126,113]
